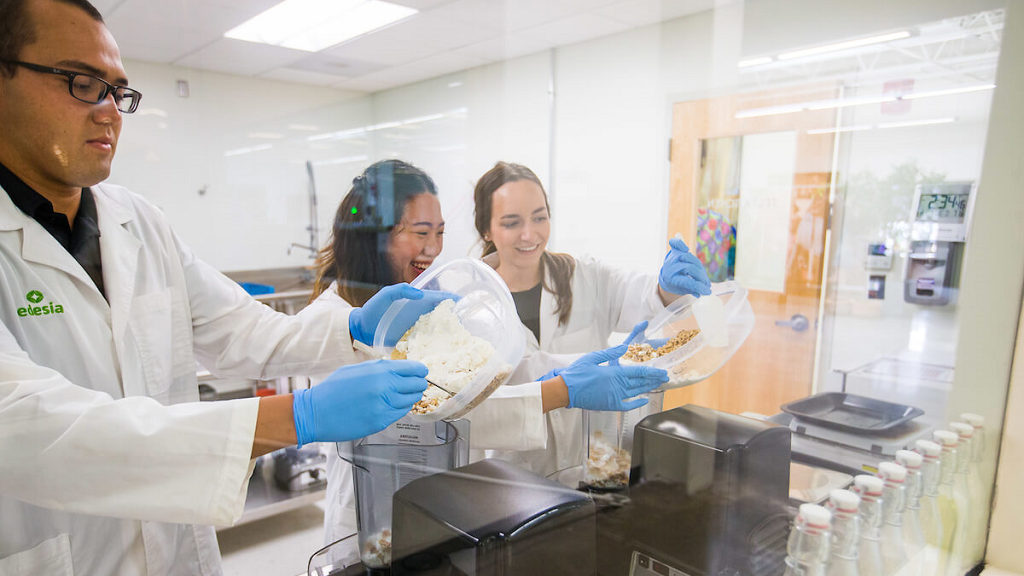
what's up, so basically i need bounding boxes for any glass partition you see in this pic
[82,0,1022,575]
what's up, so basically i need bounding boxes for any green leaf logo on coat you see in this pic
[17,290,65,317]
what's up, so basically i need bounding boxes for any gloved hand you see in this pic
[539,321,650,381]
[561,344,669,411]
[659,237,712,297]
[292,359,428,445]
[348,283,455,346]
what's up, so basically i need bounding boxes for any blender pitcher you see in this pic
[338,416,469,571]
[583,391,665,490]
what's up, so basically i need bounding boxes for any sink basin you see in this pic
[222,267,316,297]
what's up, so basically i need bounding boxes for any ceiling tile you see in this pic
[388,0,459,9]
[173,38,308,76]
[429,0,586,32]
[324,13,501,64]
[551,0,621,9]
[260,68,350,86]
[119,43,189,65]
[318,15,448,66]
[106,21,213,63]
[657,0,722,21]
[106,0,250,36]
[421,0,503,30]
[205,0,289,13]
[502,0,585,31]
[593,0,678,27]
[521,13,631,46]
[286,53,389,78]
[451,33,553,62]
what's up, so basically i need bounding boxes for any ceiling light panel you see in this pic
[225,0,418,52]
[777,30,911,61]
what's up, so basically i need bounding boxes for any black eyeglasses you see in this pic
[5,60,142,113]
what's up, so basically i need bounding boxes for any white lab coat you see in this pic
[0,183,358,576]
[472,255,667,478]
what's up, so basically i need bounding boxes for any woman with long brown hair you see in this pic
[472,161,711,476]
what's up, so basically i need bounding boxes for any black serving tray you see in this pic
[780,392,924,433]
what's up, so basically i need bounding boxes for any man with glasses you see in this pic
[0,1,440,575]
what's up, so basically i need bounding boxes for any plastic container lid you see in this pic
[372,258,525,422]
[915,439,942,458]
[853,475,884,496]
[828,489,861,512]
[620,280,755,391]
[878,462,907,482]
[961,413,985,428]
[799,503,833,528]
[950,422,974,438]
[933,430,959,447]
[895,450,923,469]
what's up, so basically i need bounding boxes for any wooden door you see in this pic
[664,84,838,417]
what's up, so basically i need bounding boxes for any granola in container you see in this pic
[620,281,755,391]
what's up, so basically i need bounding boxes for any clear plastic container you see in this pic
[338,417,469,569]
[372,258,526,422]
[583,391,665,490]
[620,281,755,391]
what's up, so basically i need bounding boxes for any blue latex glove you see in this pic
[659,237,712,297]
[348,283,454,346]
[292,359,429,445]
[561,344,669,411]
[539,321,649,381]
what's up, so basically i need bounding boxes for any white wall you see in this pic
[109,60,373,271]
[987,292,1024,571]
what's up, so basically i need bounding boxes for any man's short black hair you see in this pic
[0,0,105,78]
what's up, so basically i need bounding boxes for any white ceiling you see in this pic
[96,0,718,92]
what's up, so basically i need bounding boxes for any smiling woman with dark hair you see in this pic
[310,159,444,307]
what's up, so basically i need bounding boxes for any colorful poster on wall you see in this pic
[696,132,797,292]
[695,137,740,282]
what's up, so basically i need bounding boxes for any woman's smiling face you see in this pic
[488,179,550,273]
[388,192,444,283]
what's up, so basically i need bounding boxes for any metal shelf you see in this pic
[220,459,326,531]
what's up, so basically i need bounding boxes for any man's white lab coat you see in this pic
[0,183,357,576]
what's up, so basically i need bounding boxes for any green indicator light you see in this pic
[351,207,358,215]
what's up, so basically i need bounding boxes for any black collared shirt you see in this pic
[0,163,106,298]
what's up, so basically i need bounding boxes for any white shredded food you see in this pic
[396,299,504,413]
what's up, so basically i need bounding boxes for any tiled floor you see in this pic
[217,501,330,576]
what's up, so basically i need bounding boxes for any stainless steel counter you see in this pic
[222,456,326,531]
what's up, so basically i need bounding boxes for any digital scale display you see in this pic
[915,192,969,221]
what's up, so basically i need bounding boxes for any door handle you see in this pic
[775,314,810,332]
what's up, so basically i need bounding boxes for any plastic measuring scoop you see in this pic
[675,233,728,348]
